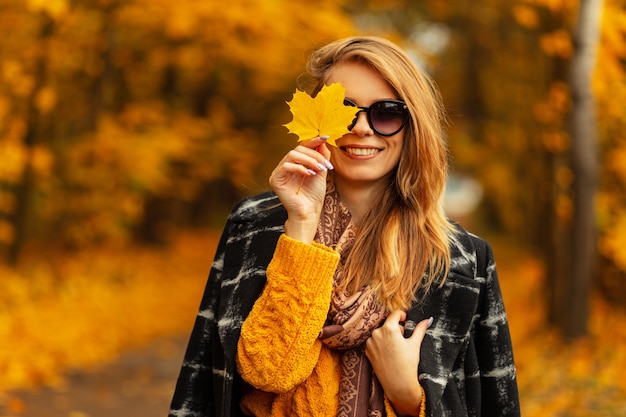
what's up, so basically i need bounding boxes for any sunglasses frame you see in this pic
[344,98,410,137]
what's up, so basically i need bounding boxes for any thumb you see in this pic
[301,134,330,149]
[408,316,434,346]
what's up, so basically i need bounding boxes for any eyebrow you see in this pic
[344,97,401,106]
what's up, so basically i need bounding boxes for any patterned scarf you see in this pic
[315,182,388,417]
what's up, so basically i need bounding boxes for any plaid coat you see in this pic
[169,191,520,417]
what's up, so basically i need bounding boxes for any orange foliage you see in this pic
[495,241,626,417]
[27,0,68,18]
[540,30,574,58]
[0,3,625,412]
[512,5,540,29]
[522,0,575,14]
[594,0,626,300]
[0,0,357,251]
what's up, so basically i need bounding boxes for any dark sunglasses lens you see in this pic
[370,101,407,135]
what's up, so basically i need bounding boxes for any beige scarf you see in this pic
[315,182,388,417]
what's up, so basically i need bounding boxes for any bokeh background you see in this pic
[1,0,625,416]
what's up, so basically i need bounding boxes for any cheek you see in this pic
[387,137,404,163]
[328,146,341,160]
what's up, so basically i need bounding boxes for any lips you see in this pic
[342,147,381,156]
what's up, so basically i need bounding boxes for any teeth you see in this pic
[345,147,379,156]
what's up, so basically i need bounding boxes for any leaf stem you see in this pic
[296,175,305,194]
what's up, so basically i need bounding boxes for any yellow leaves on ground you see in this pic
[284,83,359,147]
[0,231,217,392]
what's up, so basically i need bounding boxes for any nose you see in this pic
[351,112,373,137]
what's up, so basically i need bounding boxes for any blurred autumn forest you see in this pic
[1,0,626,415]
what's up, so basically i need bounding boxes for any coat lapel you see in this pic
[406,231,481,413]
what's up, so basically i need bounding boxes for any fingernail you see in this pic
[324,160,334,170]
[306,169,317,176]
[427,317,434,328]
[320,135,330,140]
[317,163,328,172]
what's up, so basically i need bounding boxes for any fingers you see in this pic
[367,310,407,348]
[387,309,407,324]
[276,151,326,179]
[407,316,434,346]
[377,311,433,346]
[292,136,332,172]
[310,136,332,161]
[366,312,428,416]
[303,136,334,170]
[275,137,333,178]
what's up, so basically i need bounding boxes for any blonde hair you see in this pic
[305,36,455,311]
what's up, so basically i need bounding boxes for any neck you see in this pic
[333,177,388,226]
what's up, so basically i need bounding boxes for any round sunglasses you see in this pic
[344,98,410,137]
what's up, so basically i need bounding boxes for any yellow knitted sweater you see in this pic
[236,234,425,417]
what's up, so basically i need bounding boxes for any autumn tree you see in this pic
[0,0,356,261]
[0,3,59,264]
[548,0,603,339]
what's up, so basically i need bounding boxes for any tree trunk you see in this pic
[6,15,55,265]
[553,0,603,339]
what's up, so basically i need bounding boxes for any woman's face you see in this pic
[326,60,405,191]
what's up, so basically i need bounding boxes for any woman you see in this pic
[169,36,520,417]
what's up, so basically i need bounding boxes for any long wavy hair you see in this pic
[304,36,455,311]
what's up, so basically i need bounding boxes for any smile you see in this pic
[342,147,381,156]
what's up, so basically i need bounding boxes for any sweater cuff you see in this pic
[383,385,426,417]
[269,234,340,284]
[419,385,426,417]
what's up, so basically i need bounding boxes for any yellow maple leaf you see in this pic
[284,83,359,147]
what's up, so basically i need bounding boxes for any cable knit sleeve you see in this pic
[236,234,340,394]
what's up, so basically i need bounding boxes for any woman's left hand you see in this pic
[365,310,431,416]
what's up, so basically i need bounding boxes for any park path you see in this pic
[1,336,188,417]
